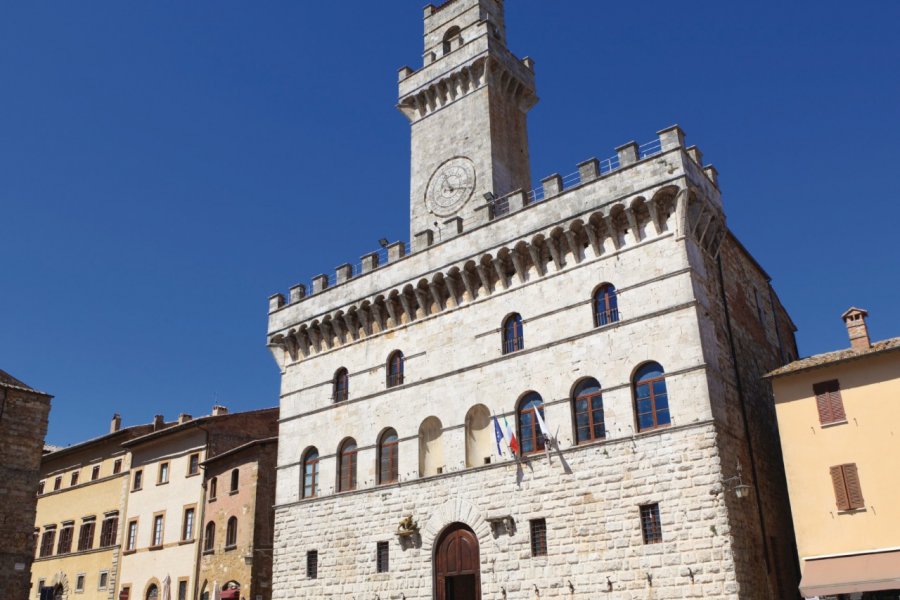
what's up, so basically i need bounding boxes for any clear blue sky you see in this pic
[3,2,898,446]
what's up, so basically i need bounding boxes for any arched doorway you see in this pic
[434,523,481,600]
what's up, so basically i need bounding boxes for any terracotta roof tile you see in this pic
[765,337,900,378]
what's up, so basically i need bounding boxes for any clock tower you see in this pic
[398,0,538,244]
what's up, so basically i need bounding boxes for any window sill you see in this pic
[148,545,163,551]
[178,539,195,546]
[229,490,238,496]
[837,507,867,515]
[157,481,169,486]
[208,497,217,503]
[186,472,201,478]
[821,420,848,429]
[224,545,237,552]
[131,487,142,492]
[123,549,136,555]
[202,549,214,555]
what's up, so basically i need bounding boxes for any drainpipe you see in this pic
[716,255,773,594]
[192,424,211,600]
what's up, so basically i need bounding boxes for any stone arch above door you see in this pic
[421,496,490,553]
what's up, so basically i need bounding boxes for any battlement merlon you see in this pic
[267,127,722,333]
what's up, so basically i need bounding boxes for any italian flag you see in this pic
[501,415,520,455]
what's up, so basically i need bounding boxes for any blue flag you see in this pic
[493,415,505,457]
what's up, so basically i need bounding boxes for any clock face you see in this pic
[425,157,476,217]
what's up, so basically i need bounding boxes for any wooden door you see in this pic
[434,523,481,600]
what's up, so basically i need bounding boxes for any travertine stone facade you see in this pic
[31,417,155,600]
[198,438,278,600]
[267,1,799,598]
[0,370,52,599]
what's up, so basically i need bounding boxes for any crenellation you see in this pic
[541,173,563,198]
[577,158,600,183]
[289,284,306,304]
[687,145,704,166]
[311,274,329,294]
[335,263,353,284]
[616,141,640,166]
[658,124,686,150]
[268,293,285,313]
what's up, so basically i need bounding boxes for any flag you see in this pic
[534,404,550,441]
[492,415,505,457]
[501,415,520,455]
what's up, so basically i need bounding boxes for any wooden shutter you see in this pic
[830,465,850,511]
[814,380,845,425]
[843,463,864,509]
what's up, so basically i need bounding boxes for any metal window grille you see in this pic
[376,541,390,573]
[640,504,662,544]
[307,550,318,579]
[529,519,547,557]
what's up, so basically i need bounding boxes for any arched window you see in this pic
[225,517,237,548]
[465,404,492,467]
[573,378,605,444]
[230,469,239,493]
[333,368,349,402]
[203,522,215,552]
[301,448,319,499]
[338,439,358,492]
[634,362,670,432]
[502,313,524,354]
[442,26,462,55]
[517,392,545,455]
[146,585,159,600]
[418,416,444,477]
[593,284,619,327]
[378,429,399,485]
[387,351,404,388]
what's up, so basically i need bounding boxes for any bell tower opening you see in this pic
[398,0,538,245]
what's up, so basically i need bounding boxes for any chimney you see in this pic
[211,405,228,417]
[178,413,193,424]
[842,307,871,351]
[153,415,165,431]
[110,413,122,433]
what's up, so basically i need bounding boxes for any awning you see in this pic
[219,590,239,600]
[800,550,900,597]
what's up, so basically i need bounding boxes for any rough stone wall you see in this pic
[0,384,51,599]
[688,233,800,599]
[273,423,740,599]
[251,443,278,600]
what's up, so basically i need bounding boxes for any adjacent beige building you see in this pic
[117,407,277,600]
[768,308,900,599]
[31,415,155,600]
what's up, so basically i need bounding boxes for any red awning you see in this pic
[800,550,900,597]
[219,590,239,600]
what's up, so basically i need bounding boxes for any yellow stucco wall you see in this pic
[773,350,900,567]
[32,449,130,600]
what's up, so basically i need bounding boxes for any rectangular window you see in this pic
[188,453,200,475]
[177,581,188,600]
[99,516,118,547]
[133,469,143,490]
[71,471,79,486]
[158,462,169,484]
[39,529,56,557]
[91,465,101,481]
[640,504,663,544]
[529,518,548,557]
[831,463,865,511]
[98,572,109,591]
[113,459,122,474]
[38,480,45,495]
[75,575,85,593]
[306,550,318,579]
[152,515,164,547]
[57,525,74,554]
[376,541,389,573]
[77,520,95,552]
[126,520,138,551]
[182,508,195,541]
[814,380,846,425]
[230,469,239,493]
[54,476,62,491]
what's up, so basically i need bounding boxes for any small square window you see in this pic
[376,541,389,573]
[640,503,662,544]
[529,518,547,557]
[75,575,85,593]
[306,550,318,579]
[91,466,101,481]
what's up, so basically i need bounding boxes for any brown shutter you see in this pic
[828,382,846,423]
[830,465,850,511]
[843,463,864,509]
[814,382,832,424]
